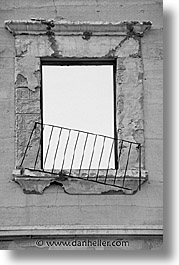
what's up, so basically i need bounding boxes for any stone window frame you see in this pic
[5,19,151,194]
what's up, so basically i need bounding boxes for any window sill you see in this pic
[12,168,148,195]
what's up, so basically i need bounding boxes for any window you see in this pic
[42,61,116,170]
[6,20,150,194]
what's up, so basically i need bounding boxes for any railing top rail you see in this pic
[18,121,144,193]
[35,122,140,145]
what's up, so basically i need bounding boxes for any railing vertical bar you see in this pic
[61,129,71,173]
[139,144,142,190]
[96,137,106,181]
[104,140,114,184]
[40,122,44,170]
[22,121,144,192]
[43,126,54,168]
[122,143,132,187]
[79,133,88,176]
[69,131,80,176]
[87,134,97,179]
[51,127,62,173]
[34,124,44,170]
[19,122,37,168]
[113,140,123,185]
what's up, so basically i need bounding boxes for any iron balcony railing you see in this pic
[19,122,142,191]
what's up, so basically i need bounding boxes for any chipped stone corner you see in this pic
[12,169,66,194]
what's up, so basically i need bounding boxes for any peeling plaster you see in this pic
[115,37,140,57]
[132,129,144,144]
[47,31,62,57]
[45,36,126,58]
[105,36,140,58]
[15,39,32,57]
[116,61,145,167]
[13,169,148,195]
[15,74,28,87]
[15,56,40,91]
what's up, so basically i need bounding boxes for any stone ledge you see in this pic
[5,19,152,36]
[0,230,163,250]
[0,224,163,236]
[12,168,148,195]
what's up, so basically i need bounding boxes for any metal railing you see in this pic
[19,122,142,191]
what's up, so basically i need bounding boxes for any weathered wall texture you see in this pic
[12,23,146,170]
[0,0,163,249]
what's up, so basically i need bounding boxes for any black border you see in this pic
[40,58,118,170]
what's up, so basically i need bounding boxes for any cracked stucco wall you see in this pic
[0,0,163,246]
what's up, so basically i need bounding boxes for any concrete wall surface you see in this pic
[0,0,163,249]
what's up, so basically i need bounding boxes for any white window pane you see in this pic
[42,65,115,169]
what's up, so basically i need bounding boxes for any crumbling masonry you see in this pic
[5,20,151,194]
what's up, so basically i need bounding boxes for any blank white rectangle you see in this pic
[42,65,115,169]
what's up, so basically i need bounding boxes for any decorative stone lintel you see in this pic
[12,168,148,195]
[5,19,152,36]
